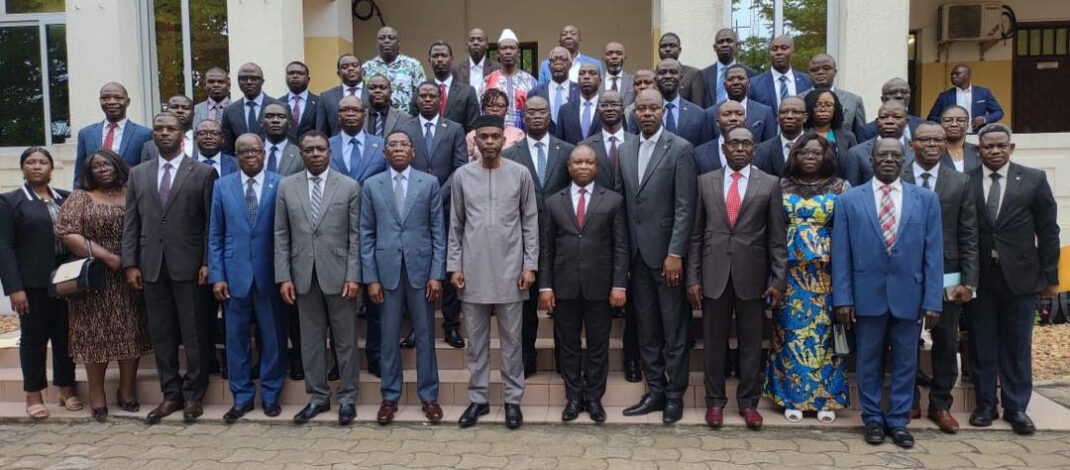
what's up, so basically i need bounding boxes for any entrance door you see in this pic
[1013,22,1070,133]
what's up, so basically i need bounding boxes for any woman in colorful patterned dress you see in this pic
[763,134,851,423]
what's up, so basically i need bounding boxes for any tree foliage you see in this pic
[733,0,827,72]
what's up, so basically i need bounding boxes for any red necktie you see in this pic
[439,84,448,116]
[726,172,742,227]
[292,95,302,127]
[102,122,117,151]
[576,188,587,227]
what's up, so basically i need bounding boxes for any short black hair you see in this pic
[939,104,969,119]
[428,40,453,57]
[783,133,837,180]
[804,87,844,130]
[79,149,129,191]
[286,60,310,74]
[336,53,359,69]
[660,32,680,43]
[417,81,440,97]
[977,123,1012,142]
[385,130,412,145]
[299,130,330,147]
[19,146,53,168]
[724,64,750,77]
[481,88,508,111]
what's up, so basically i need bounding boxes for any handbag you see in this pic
[49,238,106,298]
[833,323,851,357]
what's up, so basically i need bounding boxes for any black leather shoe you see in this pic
[289,360,304,381]
[444,328,465,348]
[969,406,998,427]
[887,427,915,449]
[864,421,885,444]
[662,399,683,423]
[1004,410,1036,435]
[624,361,642,383]
[623,393,664,416]
[586,400,606,423]
[368,360,382,378]
[223,403,254,424]
[293,403,329,424]
[327,367,339,381]
[399,329,416,349]
[561,400,584,421]
[338,404,356,425]
[262,402,281,417]
[458,402,489,428]
[505,403,523,429]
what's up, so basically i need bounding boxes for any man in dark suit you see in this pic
[658,33,705,108]
[938,105,981,173]
[187,120,238,177]
[221,62,282,155]
[833,138,944,449]
[530,47,580,130]
[503,96,574,376]
[903,122,979,434]
[926,65,1004,133]
[617,89,697,423]
[628,59,709,147]
[747,35,813,111]
[754,96,806,177]
[856,78,924,142]
[318,54,367,137]
[192,67,230,131]
[398,82,468,348]
[968,124,1060,435]
[208,133,287,423]
[451,28,501,92]
[283,61,322,144]
[122,112,219,424]
[705,65,777,143]
[141,95,197,162]
[701,28,758,108]
[539,145,628,423]
[602,42,635,106]
[260,103,301,176]
[427,40,479,132]
[846,100,916,186]
[800,54,867,137]
[365,74,412,139]
[686,126,786,430]
[74,82,152,186]
[694,100,745,175]
[555,63,602,145]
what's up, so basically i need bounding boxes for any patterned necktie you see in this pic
[921,172,933,190]
[208,103,218,121]
[553,85,564,123]
[424,122,434,154]
[726,172,742,227]
[394,173,406,216]
[347,86,358,97]
[664,102,677,133]
[246,101,258,134]
[102,122,117,151]
[879,184,897,248]
[576,187,587,227]
[374,112,385,136]
[581,101,593,138]
[778,75,789,104]
[245,178,258,225]
[535,142,547,185]
[439,84,448,116]
[310,176,323,222]
[611,76,619,92]
[267,146,278,173]
[348,138,362,174]
[291,95,302,127]
[159,163,173,205]
[987,173,1002,219]
[716,65,727,104]
[608,136,619,173]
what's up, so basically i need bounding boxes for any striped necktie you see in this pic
[310,176,323,223]
[879,184,897,248]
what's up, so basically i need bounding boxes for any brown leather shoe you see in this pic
[183,401,203,423]
[146,400,183,425]
[910,405,922,420]
[422,401,443,424]
[705,406,724,428]
[740,408,764,430]
[928,409,960,434]
[377,400,397,425]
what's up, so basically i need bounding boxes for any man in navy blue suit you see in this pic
[208,133,287,423]
[704,65,776,143]
[832,138,943,449]
[747,36,812,111]
[554,63,602,144]
[700,28,758,108]
[925,64,1003,134]
[628,59,709,147]
[694,100,745,175]
[74,82,152,186]
[530,46,580,129]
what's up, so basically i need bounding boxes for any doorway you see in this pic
[1013,22,1070,133]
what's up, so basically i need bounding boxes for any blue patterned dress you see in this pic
[763,177,850,411]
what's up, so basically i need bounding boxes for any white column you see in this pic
[654,0,726,67]
[227,0,305,98]
[834,0,910,116]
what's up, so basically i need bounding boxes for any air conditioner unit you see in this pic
[937,3,1004,42]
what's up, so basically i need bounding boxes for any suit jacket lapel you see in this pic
[401,173,421,222]
[162,158,193,215]
[447,83,464,114]
[896,184,916,242]
[145,159,164,211]
[515,143,542,190]
[314,172,341,229]
[638,133,670,193]
[380,175,402,222]
[116,122,133,157]
[257,177,277,227]
[859,184,886,251]
[736,168,760,221]
[996,164,1022,227]
[430,121,448,155]
[934,166,953,195]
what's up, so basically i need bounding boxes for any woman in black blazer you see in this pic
[804,87,858,180]
[0,147,81,418]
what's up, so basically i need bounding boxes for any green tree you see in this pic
[733,0,827,72]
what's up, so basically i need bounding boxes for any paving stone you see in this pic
[774,450,834,466]
[962,437,1028,454]
[600,459,646,470]
[958,453,1026,468]
[43,456,100,470]
[1015,451,1070,469]
[506,455,558,469]
[678,447,731,463]
[221,448,278,463]
[631,446,682,461]
[454,453,509,469]
[581,445,632,460]
[555,456,609,470]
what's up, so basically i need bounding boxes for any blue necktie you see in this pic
[552,85,564,123]
[778,75,789,104]
[716,65,727,104]
[267,146,278,173]
[664,102,677,133]
[348,137,362,175]
[535,142,547,186]
[424,122,434,155]
[246,101,259,134]
[581,101,593,138]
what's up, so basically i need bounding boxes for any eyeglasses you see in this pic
[813,102,836,110]
[724,140,755,149]
[386,141,413,148]
[195,130,223,137]
[339,107,366,115]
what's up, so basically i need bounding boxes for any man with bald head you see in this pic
[74,81,153,185]
[754,96,807,177]
[847,100,916,185]
[701,28,758,107]
[221,62,282,154]
[602,42,635,106]
[658,32,705,106]
[747,35,813,111]
[555,63,603,144]
[530,46,581,127]
[329,95,387,185]
[857,77,925,141]
[926,64,1003,133]
[799,54,867,136]
[451,28,501,93]
[363,26,427,113]
[538,25,602,85]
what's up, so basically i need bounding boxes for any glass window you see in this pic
[188,1,228,103]
[153,0,183,111]
[6,0,64,14]
[732,0,828,72]
[46,23,69,142]
[152,0,228,108]
[0,25,45,146]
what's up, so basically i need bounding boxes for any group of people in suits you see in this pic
[4,22,1056,448]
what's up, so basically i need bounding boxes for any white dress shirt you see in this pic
[242,93,266,125]
[469,57,486,90]
[716,136,728,168]
[157,155,183,189]
[955,85,973,128]
[780,133,800,155]
[723,164,751,200]
[872,178,904,234]
[182,129,194,158]
[419,115,440,141]
[952,158,965,173]
[578,95,598,127]
[602,128,625,156]
[982,163,1010,215]
[638,127,663,183]
[570,181,592,215]
[912,161,940,190]
[101,118,128,152]
[526,134,551,182]
[340,129,367,172]
[567,53,585,82]
[770,67,798,101]
[241,169,265,205]
[604,72,623,91]
[549,80,571,119]
[306,168,329,202]
[288,89,310,121]
[435,75,453,93]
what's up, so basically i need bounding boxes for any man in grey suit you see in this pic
[261,103,304,176]
[220,62,282,155]
[799,54,867,137]
[686,126,787,430]
[428,41,480,132]
[616,89,697,423]
[282,61,322,144]
[274,131,363,426]
[360,131,446,425]
[318,54,367,137]
[904,122,978,434]
[503,96,574,376]
[123,112,219,424]
[141,94,197,162]
[192,67,231,131]
[846,100,915,186]
[365,74,412,139]
[603,42,635,107]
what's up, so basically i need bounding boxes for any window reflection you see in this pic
[47,24,70,142]
[0,26,45,146]
[6,0,64,14]
[732,0,828,72]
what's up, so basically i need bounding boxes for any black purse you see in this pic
[49,238,106,298]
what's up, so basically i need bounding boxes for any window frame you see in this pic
[0,3,66,149]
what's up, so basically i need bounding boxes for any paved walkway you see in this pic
[1,418,1069,470]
